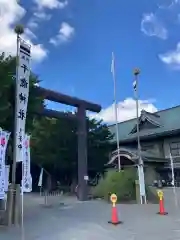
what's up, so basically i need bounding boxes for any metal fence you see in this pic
[40,190,64,207]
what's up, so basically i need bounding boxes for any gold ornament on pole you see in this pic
[133,68,140,76]
[14,24,24,35]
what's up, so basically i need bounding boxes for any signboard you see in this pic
[84,175,89,181]
[15,39,31,162]
[110,193,117,206]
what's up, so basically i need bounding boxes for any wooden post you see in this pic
[6,185,14,226]
[14,185,21,225]
[135,180,140,204]
[6,184,21,226]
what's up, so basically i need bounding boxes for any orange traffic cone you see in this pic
[108,205,122,225]
[157,198,168,215]
[108,194,123,225]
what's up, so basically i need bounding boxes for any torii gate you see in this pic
[36,87,101,201]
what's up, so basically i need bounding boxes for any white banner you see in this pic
[16,39,31,162]
[5,165,10,192]
[38,168,43,187]
[22,134,32,192]
[138,165,146,196]
[169,153,175,186]
[0,129,10,199]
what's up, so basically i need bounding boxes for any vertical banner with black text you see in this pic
[22,134,32,192]
[16,39,31,162]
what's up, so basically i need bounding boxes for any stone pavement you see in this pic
[0,188,180,240]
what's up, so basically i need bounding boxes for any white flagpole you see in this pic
[21,164,24,240]
[111,52,121,171]
[21,133,25,240]
[133,68,146,204]
[169,153,178,207]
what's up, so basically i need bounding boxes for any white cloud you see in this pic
[30,44,48,62]
[24,28,37,40]
[90,98,158,123]
[27,19,39,29]
[0,0,47,63]
[159,42,180,69]
[34,12,51,21]
[141,13,168,39]
[27,12,51,31]
[27,12,51,32]
[34,0,68,9]
[158,0,180,9]
[50,22,75,46]
[28,0,67,32]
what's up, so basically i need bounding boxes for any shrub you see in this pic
[146,186,158,203]
[92,168,137,202]
[92,168,158,203]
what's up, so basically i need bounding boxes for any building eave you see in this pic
[111,128,180,144]
[106,147,167,166]
[130,111,161,134]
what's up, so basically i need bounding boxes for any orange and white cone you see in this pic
[108,194,123,225]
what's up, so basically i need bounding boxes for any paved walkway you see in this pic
[0,189,180,239]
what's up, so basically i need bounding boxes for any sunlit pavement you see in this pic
[1,189,180,240]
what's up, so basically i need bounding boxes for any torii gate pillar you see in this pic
[77,106,88,201]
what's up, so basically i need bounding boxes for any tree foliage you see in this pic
[31,116,113,181]
[87,119,113,171]
[92,169,158,203]
[0,53,43,133]
[92,169,137,202]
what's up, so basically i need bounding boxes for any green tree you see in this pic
[87,119,113,172]
[31,115,113,184]
[0,53,44,133]
[31,115,77,173]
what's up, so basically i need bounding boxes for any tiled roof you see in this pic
[107,147,167,166]
[109,105,180,143]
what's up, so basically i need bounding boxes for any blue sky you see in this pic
[1,0,180,122]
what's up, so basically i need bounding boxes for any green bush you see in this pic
[92,168,137,202]
[146,186,158,203]
[92,168,158,203]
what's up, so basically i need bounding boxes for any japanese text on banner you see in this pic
[16,40,31,162]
